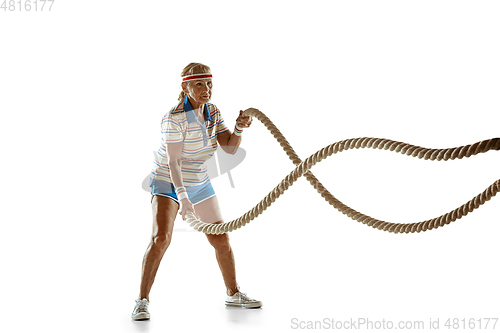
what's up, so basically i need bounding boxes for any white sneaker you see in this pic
[131,298,150,320]
[225,291,262,308]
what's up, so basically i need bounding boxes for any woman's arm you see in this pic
[217,130,241,155]
[166,142,184,189]
[166,142,196,219]
[218,110,253,154]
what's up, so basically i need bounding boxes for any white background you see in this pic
[1,1,499,332]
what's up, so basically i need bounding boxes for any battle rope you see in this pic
[185,108,500,235]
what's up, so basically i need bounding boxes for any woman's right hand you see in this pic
[179,198,196,221]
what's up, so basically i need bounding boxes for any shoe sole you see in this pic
[131,313,150,320]
[225,302,262,309]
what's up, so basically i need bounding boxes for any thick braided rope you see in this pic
[185,108,500,234]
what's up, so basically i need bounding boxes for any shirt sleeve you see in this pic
[161,112,184,143]
[214,106,230,135]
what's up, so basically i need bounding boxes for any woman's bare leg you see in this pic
[194,196,239,296]
[138,196,179,301]
[206,232,239,296]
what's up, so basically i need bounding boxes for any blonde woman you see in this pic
[132,63,262,320]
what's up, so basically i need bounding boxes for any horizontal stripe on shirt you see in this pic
[150,99,229,186]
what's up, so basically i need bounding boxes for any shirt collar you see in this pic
[184,95,213,123]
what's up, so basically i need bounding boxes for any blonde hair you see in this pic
[178,62,212,102]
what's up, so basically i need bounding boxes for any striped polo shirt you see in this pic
[150,95,230,186]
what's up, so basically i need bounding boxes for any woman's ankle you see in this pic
[227,287,240,296]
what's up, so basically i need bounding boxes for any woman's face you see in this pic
[183,78,213,108]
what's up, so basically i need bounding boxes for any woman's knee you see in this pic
[152,232,172,250]
[206,233,231,252]
[150,195,177,250]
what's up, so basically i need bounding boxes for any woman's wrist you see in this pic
[175,186,188,201]
[234,124,244,137]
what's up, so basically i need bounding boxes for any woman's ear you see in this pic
[181,82,189,93]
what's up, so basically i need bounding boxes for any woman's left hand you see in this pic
[236,110,253,128]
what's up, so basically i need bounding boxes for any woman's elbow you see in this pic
[222,146,237,155]
[168,157,182,168]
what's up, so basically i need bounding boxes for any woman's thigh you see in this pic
[151,195,179,239]
[193,196,224,224]
[194,196,230,246]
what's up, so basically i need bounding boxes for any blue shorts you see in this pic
[149,178,216,205]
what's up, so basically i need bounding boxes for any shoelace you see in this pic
[135,299,149,312]
[234,292,255,302]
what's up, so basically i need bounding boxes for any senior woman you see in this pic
[132,63,262,320]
